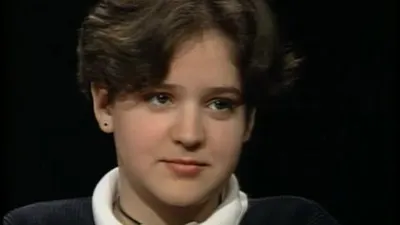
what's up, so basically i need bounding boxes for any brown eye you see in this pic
[145,93,173,106]
[208,98,235,111]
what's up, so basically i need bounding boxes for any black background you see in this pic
[4,0,395,224]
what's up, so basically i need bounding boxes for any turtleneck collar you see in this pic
[92,167,248,225]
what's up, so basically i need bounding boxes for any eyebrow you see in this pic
[204,86,242,96]
[155,83,242,96]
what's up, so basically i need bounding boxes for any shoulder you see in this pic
[3,197,94,225]
[241,195,341,225]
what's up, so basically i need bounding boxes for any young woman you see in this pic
[4,0,340,224]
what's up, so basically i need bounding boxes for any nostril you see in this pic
[174,139,203,152]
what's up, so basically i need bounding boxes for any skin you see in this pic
[92,30,256,225]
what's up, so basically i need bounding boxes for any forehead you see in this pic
[165,30,240,89]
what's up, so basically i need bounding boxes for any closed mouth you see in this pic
[161,159,209,166]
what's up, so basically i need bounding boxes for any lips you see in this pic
[162,158,208,166]
[161,158,209,177]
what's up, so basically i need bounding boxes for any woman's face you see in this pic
[93,30,255,207]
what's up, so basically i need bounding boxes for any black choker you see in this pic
[114,194,223,225]
[115,196,143,225]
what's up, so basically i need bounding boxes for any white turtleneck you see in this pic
[91,167,248,225]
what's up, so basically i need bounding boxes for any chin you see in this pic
[153,188,211,207]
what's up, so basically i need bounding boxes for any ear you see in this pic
[91,83,114,133]
[243,109,256,142]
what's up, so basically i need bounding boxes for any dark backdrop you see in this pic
[4,0,395,225]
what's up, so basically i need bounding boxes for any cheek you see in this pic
[112,110,170,161]
[207,114,246,163]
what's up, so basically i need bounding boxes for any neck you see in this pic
[115,174,224,225]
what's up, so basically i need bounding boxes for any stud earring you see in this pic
[104,122,108,126]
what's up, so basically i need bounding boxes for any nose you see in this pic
[170,104,205,151]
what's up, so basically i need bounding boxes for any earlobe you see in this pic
[243,109,256,142]
[90,83,114,133]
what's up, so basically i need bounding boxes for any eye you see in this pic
[145,92,173,106]
[208,98,235,111]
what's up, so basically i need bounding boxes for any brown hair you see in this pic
[77,0,300,111]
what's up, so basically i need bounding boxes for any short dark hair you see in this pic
[77,0,300,110]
